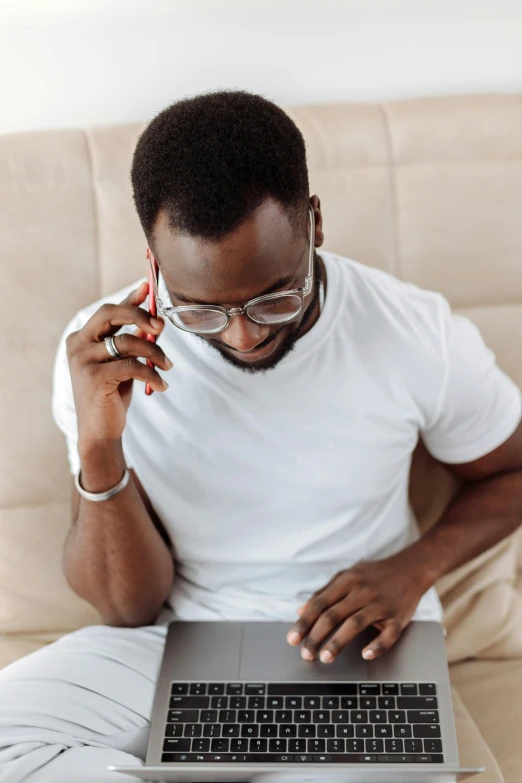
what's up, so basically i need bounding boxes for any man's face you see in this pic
[151,197,323,375]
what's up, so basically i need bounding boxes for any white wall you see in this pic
[1,0,522,134]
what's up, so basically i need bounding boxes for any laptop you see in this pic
[108,619,486,782]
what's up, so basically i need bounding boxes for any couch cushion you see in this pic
[450,657,522,783]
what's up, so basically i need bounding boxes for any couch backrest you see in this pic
[1,93,522,636]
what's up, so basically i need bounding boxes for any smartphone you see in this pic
[145,248,159,396]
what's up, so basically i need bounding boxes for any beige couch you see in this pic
[1,93,522,782]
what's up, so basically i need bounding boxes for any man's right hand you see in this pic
[65,281,173,444]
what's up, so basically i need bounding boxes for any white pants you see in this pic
[0,624,169,783]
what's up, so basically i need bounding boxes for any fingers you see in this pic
[94,356,169,393]
[82,331,173,372]
[73,282,164,348]
[360,619,402,661]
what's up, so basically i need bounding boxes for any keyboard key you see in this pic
[245,684,265,695]
[268,684,357,696]
[351,710,368,723]
[419,683,437,696]
[424,739,443,753]
[308,739,326,753]
[275,711,292,723]
[361,697,377,709]
[192,738,210,752]
[304,697,321,709]
[276,754,294,762]
[389,711,406,723]
[165,724,183,737]
[183,724,202,738]
[230,738,248,752]
[346,739,364,753]
[257,711,274,723]
[407,710,439,723]
[312,711,330,723]
[248,696,265,709]
[219,710,236,723]
[269,739,287,753]
[378,696,395,709]
[222,724,240,737]
[405,738,423,752]
[167,710,199,723]
[241,725,259,737]
[295,711,312,723]
[294,754,314,762]
[279,725,297,737]
[318,724,335,737]
[374,725,392,737]
[358,684,380,695]
[341,697,358,709]
[249,738,268,752]
[170,696,209,709]
[208,683,225,695]
[355,725,373,738]
[267,697,283,709]
[260,725,278,737]
[200,710,217,723]
[369,711,386,723]
[238,710,255,723]
[323,697,339,709]
[211,696,228,709]
[397,696,438,709]
[229,696,246,709]
[285,697,301,709]
[400,683,418,695]
[210,738,229,752]
[163,738,191,752]
[189,683,206,695]
[171,683,188,695]
[203,724,220,737]
[382,683,399,695]
[365,739,384,752]
[394,724,412,737]
[327,739,345,753]
[298,725,316,738]
[385,739,403,753]
[413,724,441,738]
[226,683,243,695]
[336,725,354,737]
[314,754,332,762]
[289,739,307,753]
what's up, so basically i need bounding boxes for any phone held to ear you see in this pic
[145,248,159,396]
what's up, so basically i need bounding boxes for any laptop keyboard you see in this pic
[162,682,444,764]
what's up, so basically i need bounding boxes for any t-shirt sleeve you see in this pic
[420,296,522,464]
[51,313,84,477]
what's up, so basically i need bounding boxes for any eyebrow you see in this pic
[169,273,297,306]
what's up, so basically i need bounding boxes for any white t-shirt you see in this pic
[52,250,522,627]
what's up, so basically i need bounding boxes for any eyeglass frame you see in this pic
[146,204,316,335]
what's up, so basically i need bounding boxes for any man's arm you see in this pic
[65,438,175,628]
[396,419,522,587]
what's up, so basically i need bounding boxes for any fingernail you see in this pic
[165,357,173,369]
[301,648,313,660]
[287,631,300,645]
[362,649,375,659]
[320,650,333,663]
[150,317,163,329]
[162,379,169,389]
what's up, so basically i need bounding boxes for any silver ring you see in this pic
[104,335,123,360]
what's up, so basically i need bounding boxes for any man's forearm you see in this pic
[392,469,522,590]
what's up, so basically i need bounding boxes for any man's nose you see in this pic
[219,312,270,352]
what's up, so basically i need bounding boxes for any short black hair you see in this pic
[130,88,310,249]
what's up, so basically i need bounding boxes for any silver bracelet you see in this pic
[75,467,130,502]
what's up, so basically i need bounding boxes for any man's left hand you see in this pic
[286,555,430,663]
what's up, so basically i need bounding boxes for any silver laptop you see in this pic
[108,619,485,782]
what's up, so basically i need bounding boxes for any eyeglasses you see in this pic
[146,205,315,335]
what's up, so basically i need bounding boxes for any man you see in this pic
[0,89,521,782]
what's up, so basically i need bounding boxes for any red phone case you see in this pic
[145,249,158,396]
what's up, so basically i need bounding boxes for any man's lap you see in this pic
[0,624,168,781]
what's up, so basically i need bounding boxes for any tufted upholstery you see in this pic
[1,93,522,780]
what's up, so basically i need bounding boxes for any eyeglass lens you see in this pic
[170,294,303,333]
